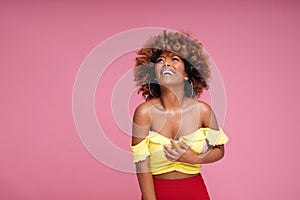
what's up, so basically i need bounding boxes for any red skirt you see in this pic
[142,174,210,200]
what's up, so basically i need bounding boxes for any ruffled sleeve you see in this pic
[130,138,150,163]
[204,128,229,146]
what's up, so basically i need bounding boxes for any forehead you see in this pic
[159,51,181,58]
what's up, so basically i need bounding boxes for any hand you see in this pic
[163,140,200,164]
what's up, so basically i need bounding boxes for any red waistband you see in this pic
[153,173,204,188]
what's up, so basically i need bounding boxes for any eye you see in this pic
[172,57,180,61]
[156,58,164,63]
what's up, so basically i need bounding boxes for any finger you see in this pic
[164,144,179,157]
[179,140,189,150]
[168,140,177,150]
[164,149,178,161]
[164,151,176,161]
[170,140,185,154]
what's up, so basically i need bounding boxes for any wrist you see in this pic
[192,155,202,164]
[184,152,202,164]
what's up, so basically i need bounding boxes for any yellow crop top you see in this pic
[130,128,229,175]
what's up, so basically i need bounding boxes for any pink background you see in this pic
[1,0,300,199]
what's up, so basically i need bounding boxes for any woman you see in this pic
[130,30,229,200]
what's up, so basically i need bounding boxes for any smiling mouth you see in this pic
[161,67,176,76]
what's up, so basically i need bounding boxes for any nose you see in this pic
[164,59,171,67]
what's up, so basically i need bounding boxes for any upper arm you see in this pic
[198,101,219,130]
[132,102,151,146]
[199,101,224,150]
[131,103,152,171]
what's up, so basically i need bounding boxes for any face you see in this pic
[154,51,188,85]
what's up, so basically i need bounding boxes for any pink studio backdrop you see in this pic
[1,0,300,199]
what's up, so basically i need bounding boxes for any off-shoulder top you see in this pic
[130,128,229,175]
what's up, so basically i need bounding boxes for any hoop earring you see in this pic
[187,79,194,98]
[148,80,155,97]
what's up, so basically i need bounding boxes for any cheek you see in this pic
[154,64,162,76]
[175,63,186,75]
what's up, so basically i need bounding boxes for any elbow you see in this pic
[135,159,151,173]
[136,165,150,173]
[220,150,225,160]
[214,145,225,161]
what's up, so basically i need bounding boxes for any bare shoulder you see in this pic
[134,101,150,116]
[133,99,158,121]
[197,100,219,129]
[132,99,158,145]
[197,100,213,114]
[133,98,160,130]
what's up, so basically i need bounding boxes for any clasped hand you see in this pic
[163,140,199,164]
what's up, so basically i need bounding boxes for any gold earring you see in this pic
[148,80,154,97]
[187,79,194,98]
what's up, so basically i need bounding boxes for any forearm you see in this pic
[165,141,226,165]
[196,145,225,164]
[136,172,156,200]
[135,160,156,200]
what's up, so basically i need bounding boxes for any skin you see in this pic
[132,51,225,200]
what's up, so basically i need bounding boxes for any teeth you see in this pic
[161,68,175,75]
[162,71,173,75]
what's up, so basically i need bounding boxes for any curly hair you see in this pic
[133,30,211,101]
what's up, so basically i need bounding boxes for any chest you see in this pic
[150,107,202,140]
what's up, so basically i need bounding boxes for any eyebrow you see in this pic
[158,54,180,58]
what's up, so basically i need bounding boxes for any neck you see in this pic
[159,84,185,111]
